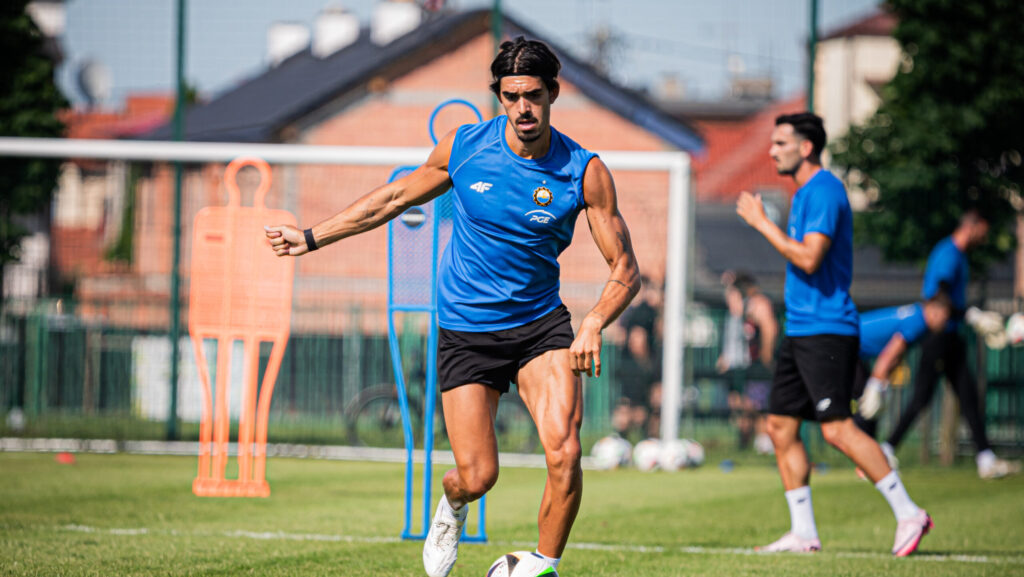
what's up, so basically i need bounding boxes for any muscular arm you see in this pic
[582,158,641,329]
[748,294,778,366]
[736,192,830,274]
[569,158,641,377]
[871,333,909,381]
[266,131,455,256]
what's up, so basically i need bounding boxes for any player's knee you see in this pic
[765,415,793,443]
[544,438,582,477]
[819,419,849,449]
[461,464,499,498]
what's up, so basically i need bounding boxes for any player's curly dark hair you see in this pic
[489,36,561,95]
[775,112,826,163]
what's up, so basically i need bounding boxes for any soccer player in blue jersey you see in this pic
[852,291,953,443]
[882,212,1020,479]
[265,37,640,576]
[737,112,932,556]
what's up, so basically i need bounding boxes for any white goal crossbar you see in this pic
[0,136,692,442]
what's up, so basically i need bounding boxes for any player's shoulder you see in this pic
[812,170,847,196]
[928,236,959,259]
[551,125,599,169]
[804,170,850,212]
[453,116,503,144]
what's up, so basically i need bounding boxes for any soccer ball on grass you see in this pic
[590,434,632,470]
[632,438,662,472]
[486,551,558,577]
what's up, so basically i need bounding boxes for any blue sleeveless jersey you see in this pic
[438,116,597,331]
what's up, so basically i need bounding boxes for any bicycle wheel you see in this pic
[345,385,422,448]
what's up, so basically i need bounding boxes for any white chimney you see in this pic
[313,3,360,58]
[26,1,66,38]
[267,22,311,67]
[371,0,422,46]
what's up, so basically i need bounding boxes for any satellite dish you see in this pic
[76,59,112,108]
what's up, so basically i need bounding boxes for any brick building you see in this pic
[101,7,705,332]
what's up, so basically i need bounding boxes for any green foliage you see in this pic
[0,1,66,271]
[105,164,140,263]
[831,0,1024,271]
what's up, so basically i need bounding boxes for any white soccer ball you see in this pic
[632,438,662,472]
[486,551,558,577]
[684,439,705,467]
[590,434,632,470]
[1007,313,1024,346]
[754,432,775,455]
[658,439,691,472]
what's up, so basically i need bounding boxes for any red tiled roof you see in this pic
[821,10,896,41]
[61,93,174,140]
[693,95,805,202]
[58,93,175,171]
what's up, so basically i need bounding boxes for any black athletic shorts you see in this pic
[437,305,574,394]
[769,334,859,421]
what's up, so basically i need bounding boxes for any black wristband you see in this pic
[303,228,318,252]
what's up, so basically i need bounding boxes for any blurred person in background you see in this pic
[737,112,931,556]
[612,275,662,440]
[717,270,777,452]
[881,210,1020,480]
[849,290,953,479]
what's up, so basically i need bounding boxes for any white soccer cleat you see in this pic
[423,498,467,577]
[880,441,899,471]
[978,458,1022,480]
[892,509,933,557]
[756,532,821,553]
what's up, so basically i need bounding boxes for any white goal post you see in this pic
[0,136,692,442]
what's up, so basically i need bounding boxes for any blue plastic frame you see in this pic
[386,99,487,543]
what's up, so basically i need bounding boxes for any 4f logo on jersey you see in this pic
[533,186,553,206]
[470,181,493,193]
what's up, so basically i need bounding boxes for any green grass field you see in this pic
[1,452,1022,576]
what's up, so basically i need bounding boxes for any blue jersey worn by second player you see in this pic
[438,116,597,331]
[783,169,859,337]
[859,304,929,357]
[922,236,967,330]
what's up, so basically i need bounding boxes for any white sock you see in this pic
[784,486,818,540]
[534,550,560,569]
[441,494,467,519]
[880,441,896,457]
[977,449,996,470]
[875,470,919,521]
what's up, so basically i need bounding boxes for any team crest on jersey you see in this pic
[533,186,553,207]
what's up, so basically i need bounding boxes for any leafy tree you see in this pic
[831,0,1024,271]
[0,1,67,298]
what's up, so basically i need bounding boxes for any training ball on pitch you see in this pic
[590,434,632,470]
[632,438,662,472]
[1007,313,1024,346]
[684,438,705,467]
[658,439,691,472]
[486,551,558,577]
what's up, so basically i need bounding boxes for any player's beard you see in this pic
[776,156,802,176]
[513,115,544,142]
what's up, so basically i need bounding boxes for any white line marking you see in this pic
[55,525,1024,565]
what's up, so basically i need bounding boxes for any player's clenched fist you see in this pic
[264,225,308,257]
[736,190,766,228]
[569,316,603,377]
